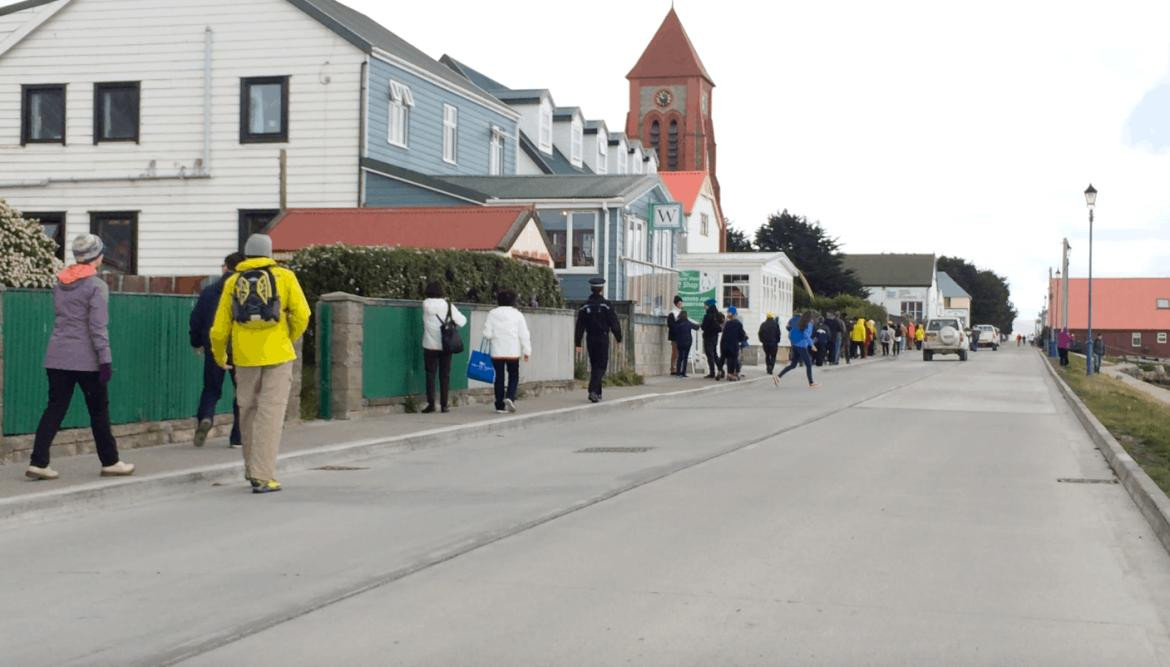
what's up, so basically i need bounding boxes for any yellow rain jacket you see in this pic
[210,258,311,368]
[850,319,867,342]
[915,327,925,342]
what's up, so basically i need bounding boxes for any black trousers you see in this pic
[722,348,740,375]
[197,351,241,445]
[492,358,520,409]
[586,336,609,396]
[763,344,778,374]
[703,336,722,375]
[31,369,120,467]
[1058,348,1069,366]
[423,349,453,408]
[676,342,692,376]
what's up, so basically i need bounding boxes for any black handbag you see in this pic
[439,301,464,355]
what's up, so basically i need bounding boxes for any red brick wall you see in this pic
[1068,329,1170,359]
[99,274,208,295]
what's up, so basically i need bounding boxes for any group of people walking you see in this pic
[666,296,749,381]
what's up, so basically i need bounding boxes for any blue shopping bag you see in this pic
[467,341,495,384]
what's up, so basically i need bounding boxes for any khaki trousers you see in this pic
[235,361,294,482]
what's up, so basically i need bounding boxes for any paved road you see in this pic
[3,347,1169,666]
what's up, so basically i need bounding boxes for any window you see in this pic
[1158,298,1170,309]
[886,290,897,299]
[649,120,660,153]
[90,211,137,275]
[21,84,66,145]
[1132,332,1143,347]
[240,76,289,143]
[489,126,505,175]
[700,212,709,236]
[944,297,953,308]
[570,117,583,166]
[615,142,627,174]
[538,98,552,153]
[1158,332,1167,344]
[442,104,458,164]
[548,211,597,270]
[238,209,279,253]
[26,211,66,260]
[596,136,607,174]
[667,119,679,169]
[722,274,750,309]
[632,151,644,174]
[94,82,139,143]
[388,80,413,147]
[626,216,646,262]
[901,301,924,321]
[653,230,672,266]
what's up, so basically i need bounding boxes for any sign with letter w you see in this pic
[650,203,684,231]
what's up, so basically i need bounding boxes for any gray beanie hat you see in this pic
[71,233,104,264]
[244,233,273,258]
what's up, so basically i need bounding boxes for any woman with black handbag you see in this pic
[421,282,467,413]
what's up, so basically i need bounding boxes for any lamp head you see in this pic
[1084,184,1097,209]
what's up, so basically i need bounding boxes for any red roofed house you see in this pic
[659,171,724,253]
[266,206,555,267]
[1047,276,1170,357]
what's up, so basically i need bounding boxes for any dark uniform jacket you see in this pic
[720,318,748,353]
[758,318,782,348]
[701,307,724,340]
[575,293,622,346]
[671,317,700,347]
[189,272,230,350]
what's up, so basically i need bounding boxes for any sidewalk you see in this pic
[0,356,886,520]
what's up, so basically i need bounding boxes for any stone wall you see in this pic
[632,315,672,378]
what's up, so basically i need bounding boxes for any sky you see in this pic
[5,0,1167,334]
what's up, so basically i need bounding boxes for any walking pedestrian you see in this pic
[866,319,877,357]
[575,277,622,403]
[850,317,867,360]
[1093,334,1104,371]
[671,310,701,377]
[720,306,749,380]
[906,320,916,353]
[774,311,818,388]
[483,289,531,414]
[757,312,781,374]
[837,313,850,364]
[823,311,843,365]
[879,324,892,356]
[814,318,830,366]
[26,234,136,481]
[190,251,244,447]
[666,295,683,376]
[895,323,904,356]
[700,298,725,379]
[210,233,310,494]
[421,281,467,414]
[915,324,925,350]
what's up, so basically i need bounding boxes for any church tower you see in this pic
[626,8,719,203]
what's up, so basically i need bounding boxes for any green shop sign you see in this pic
[677,270,717,323]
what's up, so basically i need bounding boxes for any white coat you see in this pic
[421,298,468,351]
[482,306,532,359]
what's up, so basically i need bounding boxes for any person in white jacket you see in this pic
[482,288,531,414]
[421,282,467,413]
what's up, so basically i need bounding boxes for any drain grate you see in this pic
[1057,477,1118,484]
[312,465,370,471]
[575,447,654,454]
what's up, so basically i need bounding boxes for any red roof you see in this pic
[627,9,714,84]
[1048,277,1170,329]
[659,171,708,214]
[268,207,537,252]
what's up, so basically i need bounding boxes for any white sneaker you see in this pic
[25,465,59,481]
[504,398,517,413]
[100,461,136,477]
[495,409,508,414]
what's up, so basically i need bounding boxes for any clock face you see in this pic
[655,89,672,108]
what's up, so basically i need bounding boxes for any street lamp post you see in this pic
[1085,184,1097,375]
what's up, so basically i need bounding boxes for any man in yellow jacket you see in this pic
[850,317,867,360]
[210,234,310,494]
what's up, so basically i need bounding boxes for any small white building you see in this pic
[677,252,798,350]
[842,254,940,323]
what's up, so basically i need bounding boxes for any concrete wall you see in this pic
[632,315,672,377]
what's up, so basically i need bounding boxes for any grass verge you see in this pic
[603,368,644,387]
[1052,357,1170,494]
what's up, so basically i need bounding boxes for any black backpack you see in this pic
[231,267,282,328]
[438,301,464,355]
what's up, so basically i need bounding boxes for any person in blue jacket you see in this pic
[188,251,244,447]
[774,311,818,388]
[719,306,749,381]
[670,310,701,377]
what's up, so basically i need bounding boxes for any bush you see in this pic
[288,244,565,309]
[795,287,889,323]
[0,199,63,288]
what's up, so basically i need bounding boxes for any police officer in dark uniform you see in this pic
[575,277,622,403]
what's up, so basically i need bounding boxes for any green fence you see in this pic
[2,289,234,436]
[362,303,471,399]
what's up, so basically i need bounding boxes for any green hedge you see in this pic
[288,244,565,309]
[795,287,889,323]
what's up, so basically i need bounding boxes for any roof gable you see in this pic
[658,171,708,214]
[936,272,971,299]
[627,8,713,85]
[841,254,937,287]
[268,206,537,252]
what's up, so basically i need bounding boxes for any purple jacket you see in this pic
[1057,330,1070,350]
[43,266,112,372]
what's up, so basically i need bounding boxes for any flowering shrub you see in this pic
[0,199,62,288]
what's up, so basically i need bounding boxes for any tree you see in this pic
[0,199,61,288]
[937,256,1018,332]
[725,222,754,252]
[754,210,865,297]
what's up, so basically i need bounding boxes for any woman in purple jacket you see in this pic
[25,234,135,481]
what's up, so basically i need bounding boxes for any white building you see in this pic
[677,252,798,351]
[841,254,940,323]
[660,171,724,254]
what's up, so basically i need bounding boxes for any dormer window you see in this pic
[388,80,413,148]
[615,141,627,174]
[570,117,583,166]
[596,135,607,174]
[538,98,552,153]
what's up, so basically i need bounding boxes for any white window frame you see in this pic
[1132,332,1143,347]
[489,126,505,175]
[615,141,628,174]
[442,103,458,164]
[551,210,598,272]
[388,81,413,148]
[626,215,647,263]
[700,212,709,236]
[538,98,553,153]
[722,273,750,309]
[1158,332,1167,344]
[1157,298,1170,309]
[570,117,583,166]
[595,135,608,174]
[653,230,672,266]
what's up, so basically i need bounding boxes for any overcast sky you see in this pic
[7,0,1167,332]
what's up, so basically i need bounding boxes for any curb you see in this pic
[1042,352,1170,557]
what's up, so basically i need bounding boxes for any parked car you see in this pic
[973,324,999,350]
[923,318,968,361]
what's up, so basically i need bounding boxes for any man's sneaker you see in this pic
[229,441,242,449]
[588,393,600,404]
[504,398,517,413]
[495,408,508,414]
[247,478,261,489]
[421,404,436,414]
[252,480,282,494]
[100,461,136,477]
[25,465,59,481]
[193,418,213,447]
